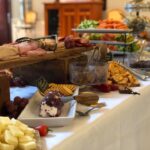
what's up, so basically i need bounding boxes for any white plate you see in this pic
[18,92,77,127]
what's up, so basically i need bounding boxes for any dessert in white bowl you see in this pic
[40,91,64,117]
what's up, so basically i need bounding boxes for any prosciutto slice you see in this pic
[15,41,39,55]
[26,48,47,56]
[14,41,47,56]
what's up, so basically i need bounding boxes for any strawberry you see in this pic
[110,84,119,91]
[94,84,111,93]
[35,125,52,137]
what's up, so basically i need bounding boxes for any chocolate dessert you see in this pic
[40,91,64,117]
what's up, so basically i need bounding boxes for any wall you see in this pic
[107,0,150,17]
[11,0,150,40]
[11,0,54,40]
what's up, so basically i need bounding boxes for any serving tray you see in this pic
[18,92,77,127]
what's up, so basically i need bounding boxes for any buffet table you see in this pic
[41,80,150,150]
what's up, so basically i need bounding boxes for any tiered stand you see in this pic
[72,28,135,63]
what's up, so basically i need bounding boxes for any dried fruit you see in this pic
[94,84,111,93]
[110,84,119,91]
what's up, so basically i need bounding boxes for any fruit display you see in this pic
[0,117,37,150]
[108,61,140,87]
[77,19,99,29]
[89,33,140,52]
[116,42,140,52]
[98,20,128,30]
[77,19,141,52]
[43,83,77,96]
[78,19,128,30]
[40,91,64,117]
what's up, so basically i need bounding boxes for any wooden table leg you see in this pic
[0,74,10,114]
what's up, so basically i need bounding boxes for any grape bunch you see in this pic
[93,83,119,93]
[10,76,28,87]
[2,97,29,118]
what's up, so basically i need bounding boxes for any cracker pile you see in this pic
[108,61,140,87]
[44,83,77,96]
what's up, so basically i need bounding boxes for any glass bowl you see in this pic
[69,61,108,86]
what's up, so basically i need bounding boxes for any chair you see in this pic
[107,9,125,21]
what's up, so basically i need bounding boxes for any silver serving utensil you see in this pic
[117,61,149,81]
[76,102,106,116]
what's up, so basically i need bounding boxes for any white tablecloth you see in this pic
[42,81,150,150]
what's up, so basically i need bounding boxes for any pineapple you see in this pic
[0,142,15,150]
[4,130,18,147]
[0,117,37,150]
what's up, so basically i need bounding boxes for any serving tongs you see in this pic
[15,35,58,51]
[117,61,149,81]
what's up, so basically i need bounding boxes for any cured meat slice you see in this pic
[15,41,39,55]
[26,48,47,56]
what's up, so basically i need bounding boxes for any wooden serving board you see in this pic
[0,75,10,114]
[0,47,92,70]
[0,47,91,113]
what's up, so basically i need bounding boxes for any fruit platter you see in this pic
[73,19,142,52]
[0,117,41,150]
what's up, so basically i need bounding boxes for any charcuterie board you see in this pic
[0,47,91,70]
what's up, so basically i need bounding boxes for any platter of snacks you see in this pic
[43,83,77,96]
[108,61,140,87]
[18,87,78,127]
